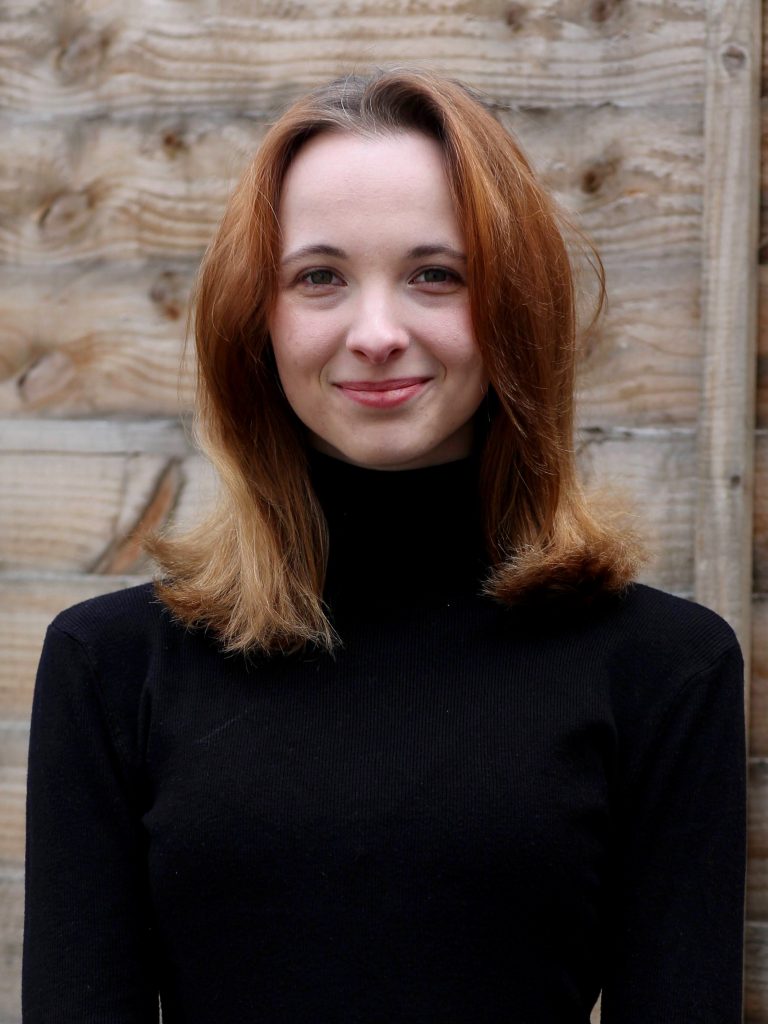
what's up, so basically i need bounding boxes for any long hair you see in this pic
[147,67,643,653]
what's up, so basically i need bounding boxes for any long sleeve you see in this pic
[23,623,159,1023]
[600,641,747,1023]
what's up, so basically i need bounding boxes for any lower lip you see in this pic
[336,381,429,409]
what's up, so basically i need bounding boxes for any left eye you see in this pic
[411,267,460,285]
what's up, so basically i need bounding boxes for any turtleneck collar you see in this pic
[307,449,488,614]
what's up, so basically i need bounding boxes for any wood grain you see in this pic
[0,1,709,119]
[749,756,768,921]
[0,119,259,265]
[0,874,22,1024]
[575,261,703,429]
[0,263,195,415]
[756,434,768,594]
[507,102,704,265]
[0,450,217,575]
[747,921,768,1021]
[758,265,768,428]
[750,597,768,758]
[694,0,761,663]
[0,104,704,267]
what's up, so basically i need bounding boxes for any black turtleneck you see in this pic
[308,450,486,611]
[24,454,746,1023]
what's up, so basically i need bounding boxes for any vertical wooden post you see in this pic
[695,0,761,689]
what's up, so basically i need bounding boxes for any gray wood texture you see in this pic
[694,0,761,671]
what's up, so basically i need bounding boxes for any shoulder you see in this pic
[605,582,740,676]
[51,579,166,635]
[591,583,744,733]
[44,580,200,700]
[50,581,183,659]
[521,581,740,677]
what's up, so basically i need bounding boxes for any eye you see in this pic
[410,267,463,289]
[297,268,344,289]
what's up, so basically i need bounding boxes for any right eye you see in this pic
[297,268,344,288]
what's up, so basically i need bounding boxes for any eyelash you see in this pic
[297,269,344,288]
[294,267,464,289]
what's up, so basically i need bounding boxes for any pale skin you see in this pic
[268,130,489,471]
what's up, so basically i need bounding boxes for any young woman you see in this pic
[23,69,746,1022]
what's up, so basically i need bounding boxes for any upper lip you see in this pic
[334,377,430,392]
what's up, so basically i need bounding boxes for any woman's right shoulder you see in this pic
[46,580,186,667]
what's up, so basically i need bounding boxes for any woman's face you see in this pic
[268,130,488,470]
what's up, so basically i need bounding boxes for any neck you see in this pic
[307,450,487,614]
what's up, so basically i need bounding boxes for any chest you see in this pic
[143,609,616,899]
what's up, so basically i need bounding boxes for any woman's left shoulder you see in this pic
[611,581,738,653]
[594,582,743,710]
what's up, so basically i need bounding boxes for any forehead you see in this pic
[276,130,462,247]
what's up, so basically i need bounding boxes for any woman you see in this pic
[23,69,746,1022]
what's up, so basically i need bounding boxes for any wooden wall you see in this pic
[0,1,762,1020]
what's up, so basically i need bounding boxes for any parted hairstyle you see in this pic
[147,67,643,654]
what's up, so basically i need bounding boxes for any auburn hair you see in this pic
[147,67,643,653]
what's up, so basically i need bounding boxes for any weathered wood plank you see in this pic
[758,265,768,429]
[0,119,257,265]
[0,416,190,455]
[0,762,26,873]
[0,263,195,415]
[749,756,768,921]
[746,921,768,1022]
[755,433,768,595]
[0,874,22,1024]
[507,102,704,264]
[0,104,704,267]
[575,262,703,429]
[578,427,698,590]
[750,597,768,758]
[694,0,761,665]
[0,449,217,573]
[0,2,708,118]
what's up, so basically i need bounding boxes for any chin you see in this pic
[315,438,465,472]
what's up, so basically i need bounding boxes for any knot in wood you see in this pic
[17,350,77,408]
[720,43,747,74]
[37,188,96,237]
[504,3,525,31]
[580,156,619,195]
[150,271,186,321]
[162,129,189,157]
[590,0,620,23]
[55,24,111,82]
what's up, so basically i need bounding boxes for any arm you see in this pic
[23,624,159,1023]
[600,642,747,1023]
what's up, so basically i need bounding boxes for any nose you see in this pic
[345,286,409,364]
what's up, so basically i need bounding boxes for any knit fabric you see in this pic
[23,453,746,1023]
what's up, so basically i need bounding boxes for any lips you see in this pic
[334,377,431,409]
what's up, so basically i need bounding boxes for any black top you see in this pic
[23,453,747,1023]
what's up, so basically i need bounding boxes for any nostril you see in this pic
[345,325,410,363]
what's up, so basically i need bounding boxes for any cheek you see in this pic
[432,315,485,380]
[270,304,339,380]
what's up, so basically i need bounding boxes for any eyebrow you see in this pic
[281,244,346,266]
[280,243,467,266]
[406,244,467,263]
